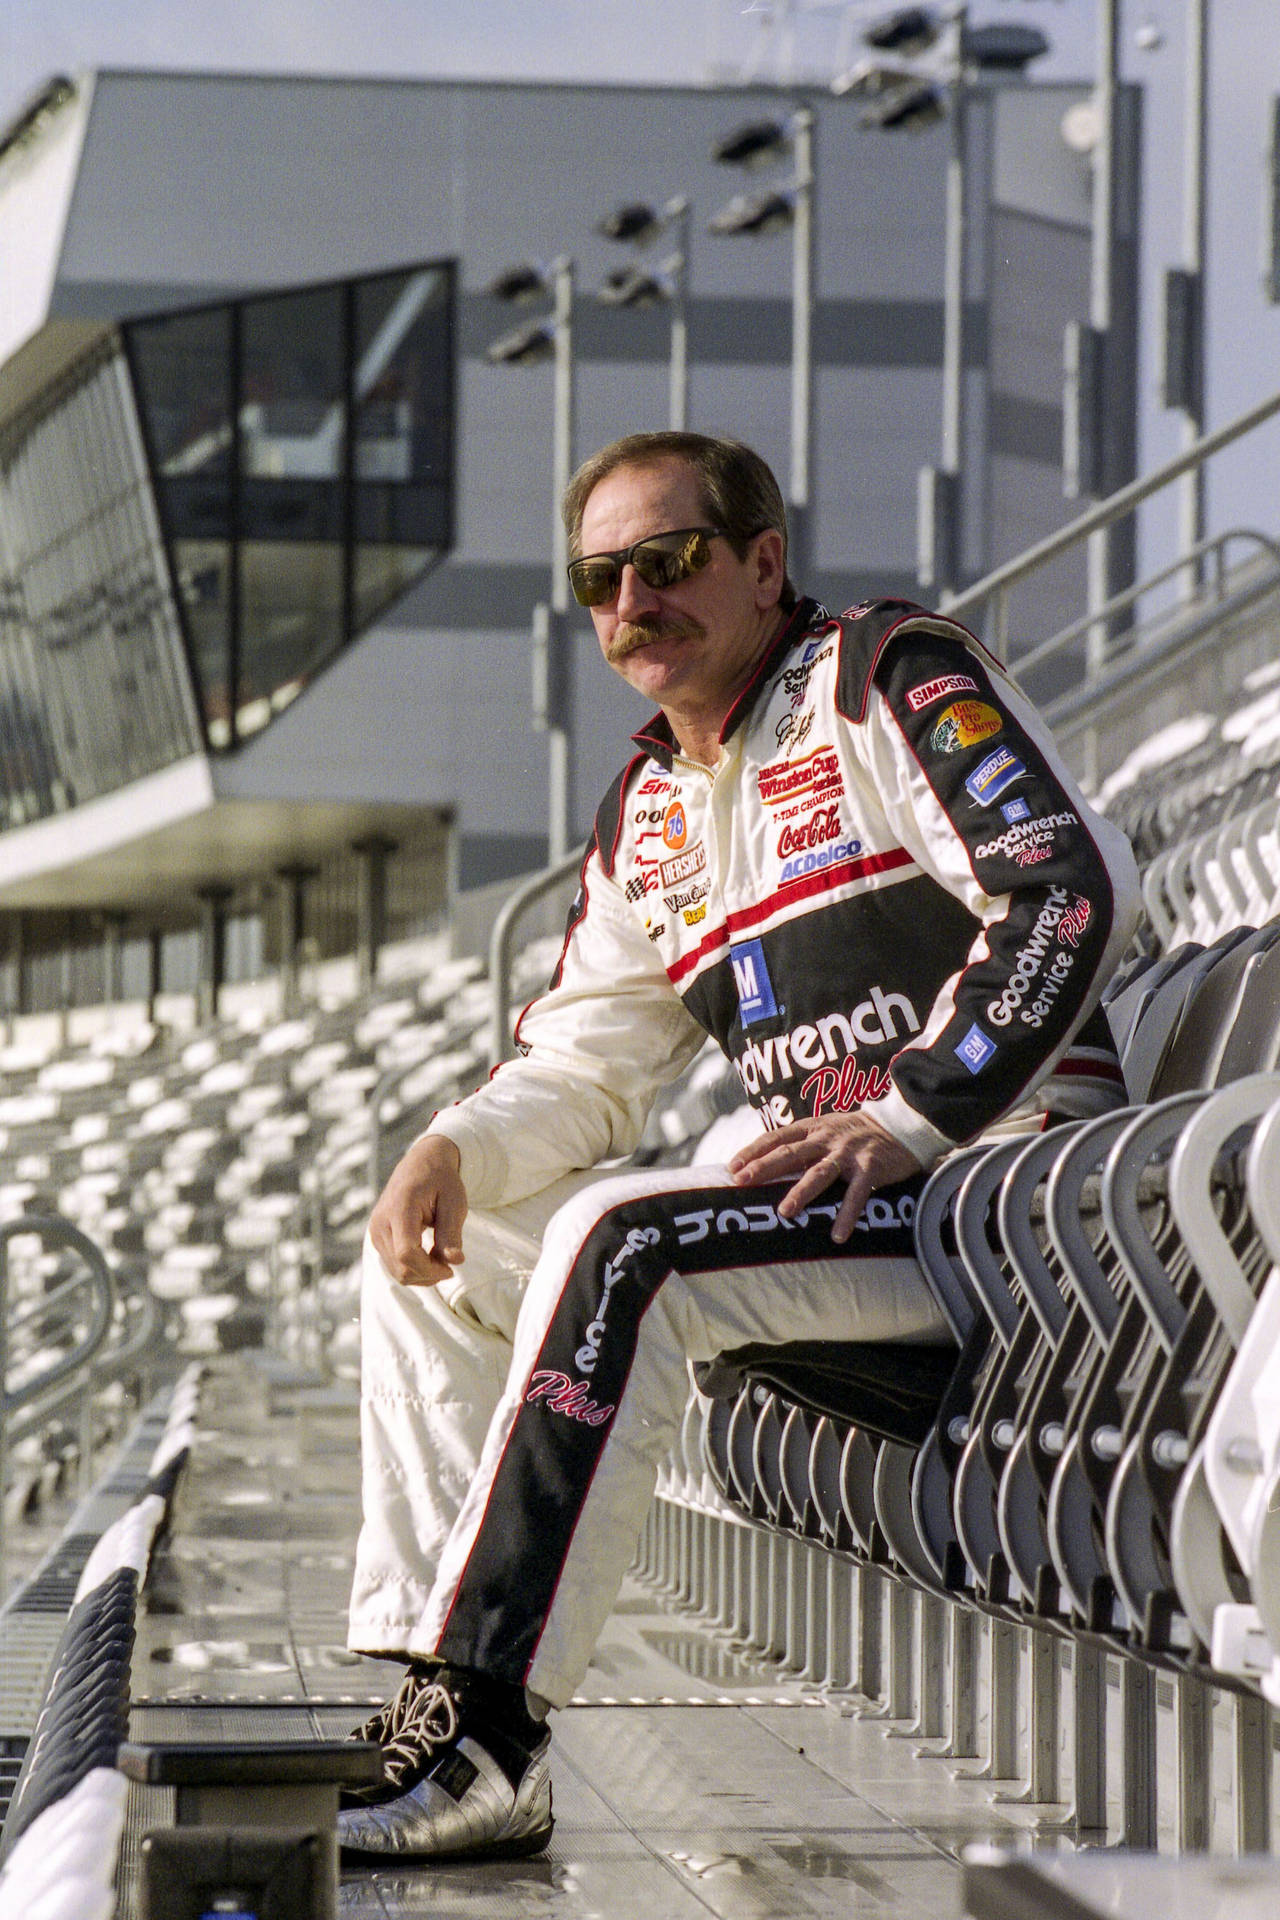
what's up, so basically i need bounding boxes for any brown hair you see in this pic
[562,431,797,610]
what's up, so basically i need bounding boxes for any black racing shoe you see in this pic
[338,1662,553,1862]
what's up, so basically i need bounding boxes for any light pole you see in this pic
[1162,0,1208,577]
[597,197,692,431]
[844,6,1050,599]
[485,257,576,864]
[708,108,817,588]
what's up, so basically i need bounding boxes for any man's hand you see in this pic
[727,1111,921,1244]
[369,1135,468,1285]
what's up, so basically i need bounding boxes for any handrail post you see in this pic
[488,849,585,1069]
[0,1235,8,1606]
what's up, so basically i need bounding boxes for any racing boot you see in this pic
[338,1659,552,1861]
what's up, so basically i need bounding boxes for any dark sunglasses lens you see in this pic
[632,530,711,590]
[568,558,621,607]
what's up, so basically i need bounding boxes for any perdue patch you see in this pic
[905,671,979,713]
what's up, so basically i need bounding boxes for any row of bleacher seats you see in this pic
[1098,661,1280,947]
[637,921,1280,1847]
[0,934,560,1567]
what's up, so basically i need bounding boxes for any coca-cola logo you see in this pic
[777,806,841,859]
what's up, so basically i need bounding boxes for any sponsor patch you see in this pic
[975,810,1078,862]
[905,672,979,713]
[1057,895,1093,949]
[758,746,844,808]
[574,1226,660,1375]
[776,805,843,859]
[986,885,1068,1026]
[930,700,1004,755]
[956,1025,996,1074]
[1001,797,1032,824]
[662,801,688,849]
[731,938,779,1027]
[966,747,1026,805]
[779,838,863,886]
[659,843,706,889]
[683,903,707,925]
[526,1370,614,1426]
[733,988,920,1096]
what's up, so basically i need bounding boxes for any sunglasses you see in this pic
[567,527,723,608]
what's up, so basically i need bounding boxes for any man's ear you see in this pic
[752,528,786,607]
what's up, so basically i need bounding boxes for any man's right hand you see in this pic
[368,1135,468,1286]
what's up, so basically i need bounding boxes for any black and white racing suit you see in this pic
[348,597,1141,1704]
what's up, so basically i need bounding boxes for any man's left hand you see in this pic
[727,1111,922,1244]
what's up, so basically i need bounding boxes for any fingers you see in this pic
[429,1177,468,1273]
[368,1138,467,1287]
[729,1111,923,1244]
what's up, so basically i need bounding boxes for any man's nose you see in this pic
[615,561,660,621]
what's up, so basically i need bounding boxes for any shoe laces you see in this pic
[373,1671,462,1789]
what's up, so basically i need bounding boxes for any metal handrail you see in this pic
[0,1215,119,1600]
[944,384,1280,645]
[488,846,586,1068]
[1008,528,1280,685]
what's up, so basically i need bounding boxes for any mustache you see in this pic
[605,615,705,662]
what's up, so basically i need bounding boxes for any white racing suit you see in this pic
[348,597,1142,1707]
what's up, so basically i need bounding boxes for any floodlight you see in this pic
[859,81,946,133]
[486,263,547,304]
[963,23,1050,72]
[598,202,662,245]
[831,57,916,99]
[484,319,556,365]
[707,189,796,238]
[712,119,791,167]
[596,266,670,309]
[862,6,942,59]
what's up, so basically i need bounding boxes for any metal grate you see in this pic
[8,1532,102,1613]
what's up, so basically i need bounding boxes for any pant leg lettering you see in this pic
[430,1173,922,1684]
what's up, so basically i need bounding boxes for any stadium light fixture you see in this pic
[482,257,576,861]
[862,6,944,59]
[839,4,1050,596]
[712,118,792,168]
[595,195,692,428]
[484,318,556,365]
[706,188,797,237]
[708,106,815,586]
[485,261,550,304]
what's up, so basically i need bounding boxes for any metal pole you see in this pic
[667,197,690,432]
[941,8,967,485]
[789,106,815,588]
[1178,0,1208,571]
[548,257,576,865]
[1086,0,1120,666]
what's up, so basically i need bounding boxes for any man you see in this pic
[339,431,1140,1861]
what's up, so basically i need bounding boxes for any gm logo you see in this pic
[1000,797,1032,824]
[730,939,779,1026]
[955,1024,996,1074]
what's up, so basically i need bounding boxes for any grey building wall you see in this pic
[17,69,1133,880]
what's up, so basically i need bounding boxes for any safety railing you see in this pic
[0,1216,121,1599]
[945,386,1280,685]
[488,847,585,1069]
